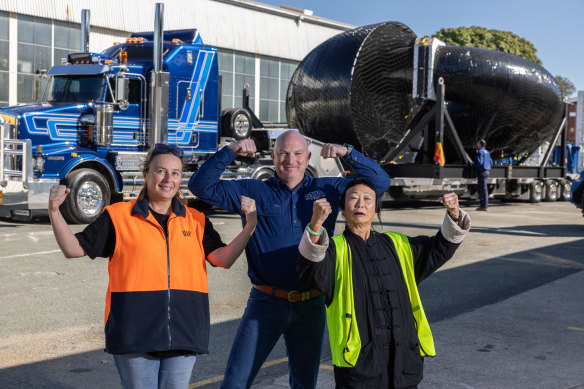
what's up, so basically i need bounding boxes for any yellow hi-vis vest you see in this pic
[328,232,436,367]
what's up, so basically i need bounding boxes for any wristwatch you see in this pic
[343,143,354,157]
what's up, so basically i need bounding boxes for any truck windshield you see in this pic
[45,75,105,102]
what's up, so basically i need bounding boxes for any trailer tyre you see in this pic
[559,180,572,201]
[251,167,274,181]
[222,108,252,140]
[528,181,543,203]
[544,180,558,202]
[61,169,111,224]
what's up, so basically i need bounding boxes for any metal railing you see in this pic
[0,123,32,188]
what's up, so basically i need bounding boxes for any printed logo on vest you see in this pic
[305,190,326,201]
[183,230,191,237]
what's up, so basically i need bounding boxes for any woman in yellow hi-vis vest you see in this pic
[297,178,470,388]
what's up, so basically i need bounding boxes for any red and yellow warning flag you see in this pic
[433,142,445,166]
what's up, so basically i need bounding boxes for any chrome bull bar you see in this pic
[1,123,32,189]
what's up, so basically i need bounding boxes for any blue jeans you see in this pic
[220,287,326,389]
[477,170,490,208]
[113,353,197,389]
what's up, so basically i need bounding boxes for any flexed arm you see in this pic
[48,185,86,258]
[189,139,257,213]
[321,143,391,195]
[207,196,257,269]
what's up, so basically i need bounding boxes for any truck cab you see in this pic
[0,29,228,223]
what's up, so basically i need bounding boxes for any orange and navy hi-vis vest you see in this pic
[104,198,209,354]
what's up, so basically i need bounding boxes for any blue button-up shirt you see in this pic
[189,146,390,290]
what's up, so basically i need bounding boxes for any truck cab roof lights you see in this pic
[172,38,184,44]
[126,37,146,44]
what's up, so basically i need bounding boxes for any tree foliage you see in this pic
[433,26,542,65]
[555,75,575,99]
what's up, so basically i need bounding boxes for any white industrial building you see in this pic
[0,0,354,122]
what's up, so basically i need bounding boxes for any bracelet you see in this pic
[306,223,324,236]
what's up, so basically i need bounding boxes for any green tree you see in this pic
[433,26,542,65]
[555,75,575,99]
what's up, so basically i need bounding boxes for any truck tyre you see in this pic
[543,180,558,202]
[559,180,572,201]
[528,181,543,203]
[251,167,274,181]
[61,169,111,224]
[222,108,252,140]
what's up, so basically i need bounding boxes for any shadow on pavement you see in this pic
[1,239,582,388]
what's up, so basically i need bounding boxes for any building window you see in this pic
[259,57,297,123]
[0,11,9,107]
[218,50,255,112]
[54,21,81,64]
[17,15,80,103]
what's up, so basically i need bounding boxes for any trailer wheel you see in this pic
[528,181,543,203]
[222,108,252,140]
[559,180,572,201]
[61,169,111,224]
[543,180,558,202]
[251,167,274,181]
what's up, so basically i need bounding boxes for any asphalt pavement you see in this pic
[0,200,583,389]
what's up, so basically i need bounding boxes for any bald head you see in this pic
[274,130,309,153]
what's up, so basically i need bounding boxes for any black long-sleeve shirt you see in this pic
[297,222,465,389]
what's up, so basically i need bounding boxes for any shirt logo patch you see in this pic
[183,230,192,237]
[305,190,326,201]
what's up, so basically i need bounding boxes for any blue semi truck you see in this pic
[0,7,342,223]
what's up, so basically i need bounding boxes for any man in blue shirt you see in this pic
[474,139,493,211]
[189,130,390,388]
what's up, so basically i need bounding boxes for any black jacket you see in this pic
[297,227,460,389]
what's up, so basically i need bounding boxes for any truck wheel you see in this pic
[543,180,558,202]
[251,167,274,181]
[528,181,543,203]
[559,180,572,201]
[222,108,252,140]
[61,169,111,224]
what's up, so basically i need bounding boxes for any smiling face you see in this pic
[143,153,183,204]
[343,184,377,227]
[271,131,311,189]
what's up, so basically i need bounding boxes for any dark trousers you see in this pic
[477,170,490,208]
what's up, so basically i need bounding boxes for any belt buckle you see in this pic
[288,291,299,302]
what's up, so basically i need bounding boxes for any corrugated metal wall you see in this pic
[1,0,353,60]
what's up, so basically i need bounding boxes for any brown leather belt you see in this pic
[253,284,321,302]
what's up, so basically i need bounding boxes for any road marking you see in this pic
[568,327,584,332]
[189,357,337,388]
[0,250,62,260]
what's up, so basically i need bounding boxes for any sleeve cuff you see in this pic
[299,228,329,262]
[441,208,471,244]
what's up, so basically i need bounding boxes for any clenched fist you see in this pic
[229,139,256,158]
[320,143,348,159]
[49,185,70,212]
[309,198,332,235]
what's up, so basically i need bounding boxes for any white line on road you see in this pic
[0,250,62,260]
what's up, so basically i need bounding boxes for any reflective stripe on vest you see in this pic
[328,232,435,367]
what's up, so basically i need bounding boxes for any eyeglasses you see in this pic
[153,143,184,158]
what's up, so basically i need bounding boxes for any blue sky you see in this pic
[257,0,583,97]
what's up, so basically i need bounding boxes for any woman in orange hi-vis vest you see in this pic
[48,143,257,389]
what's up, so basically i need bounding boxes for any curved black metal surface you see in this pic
[286,22,563,163]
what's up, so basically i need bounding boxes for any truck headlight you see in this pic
[32,155,45,174]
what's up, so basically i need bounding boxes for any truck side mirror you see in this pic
[115,76,130,110]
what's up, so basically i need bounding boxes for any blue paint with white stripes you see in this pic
[0,29,222,191]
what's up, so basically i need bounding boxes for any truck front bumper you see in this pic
[0,178,59,218]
